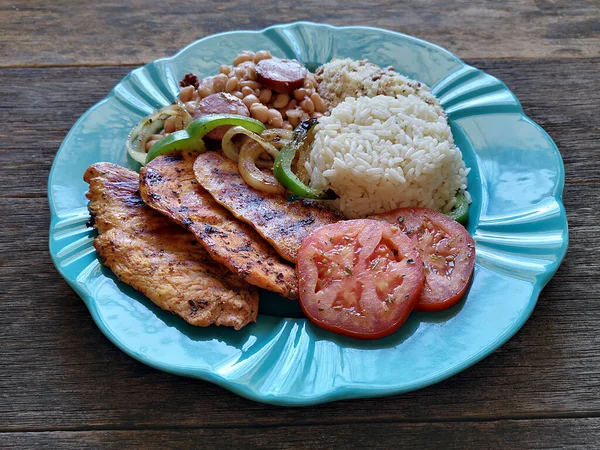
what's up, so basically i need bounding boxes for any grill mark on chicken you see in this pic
[84,162,259,330]
[193,152,343,263]
[139,152,298,300]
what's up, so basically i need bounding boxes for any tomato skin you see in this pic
[372,208,476,312]
[297,219,425,340]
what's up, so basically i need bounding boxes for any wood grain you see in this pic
[2,2,599,446]
[1,0,599,67]
[1,58,598,197]
[1,418,600,449]
[0,180,597,430]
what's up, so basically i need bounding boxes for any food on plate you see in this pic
[144,114,264,164]
[139,152,298,299]
[255,57,308,94]
[193,151,342,263]
[371,207,476,312]
[315,58,444,114]
[297,220,425,339]
[273,118,337,200]
[86,48,476,339]
[84,162,259,330]
[193,93,251,140]
[305,94,470,218]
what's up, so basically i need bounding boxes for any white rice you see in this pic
[306,94,470,218]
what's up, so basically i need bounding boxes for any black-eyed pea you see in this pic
[145,139,159,151]
[212,74,228,93]
[163,116,183,133]
[179,85,194,102]
[253,50,271,63]
[310,92,326,113]
[300,97,315,115]
[233,51,255,66]
[239,80,261,90]
[243,94,260,109]
[294,88,309,101]
[267,108,283,128]
[250,103,269,123]
[241,86,255,97]
[286,109,303,128]
[197,84,212,98]
[234,67,246,79]
[225,76,238,93]
[258,89,272,104]
[184,101,198,114]
[273,93,290,109]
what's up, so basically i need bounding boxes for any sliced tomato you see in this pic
[372,208,476,312]
[297,219,425,340]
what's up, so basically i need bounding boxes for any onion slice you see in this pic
[126,105,192,164]
[238,140,286,194]
[221,126,280,162]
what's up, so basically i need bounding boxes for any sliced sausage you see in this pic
[256,58,307,94]
[193,93,250,140]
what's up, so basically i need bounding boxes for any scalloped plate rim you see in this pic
[47,21,568,406]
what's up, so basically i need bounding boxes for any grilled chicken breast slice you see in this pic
[139,152,298,300]
[85,162,259,330]
[193,152,342,263]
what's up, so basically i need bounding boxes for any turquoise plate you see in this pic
[48,22,568,406]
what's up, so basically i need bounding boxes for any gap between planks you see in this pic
[0,53,596,70]
[2,411,600,434]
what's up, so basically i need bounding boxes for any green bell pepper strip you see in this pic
[445,193,469,224]
[273,119,337,200]
[145,114,266,164]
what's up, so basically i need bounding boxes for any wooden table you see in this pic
[1,1,598,448]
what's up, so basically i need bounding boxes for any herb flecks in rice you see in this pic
[306,93,470,218]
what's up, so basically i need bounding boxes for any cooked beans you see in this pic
[286,99,298,111]
[273,93,290,109]
[163,116,183,133]
[294,88,310,101]
[225,76,238,93]
[310,92,326,113]
[184,101,198,114]
[243,94,260,109]
[212,74,228,93]
[178,50,330,133]
[145,139,159,151]
[258,89,272,104]
[233,51,255,66]
[253,50,271,63]
[197,84,212,98]
[241,86,255,97]
[286,109,303,128]
[267,108,283,127]
[250,103,269,123]
[179,85,194,102]
[239,80,261,90]
[300,97,315,114]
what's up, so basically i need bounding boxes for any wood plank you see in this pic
[1,418,599,449]
[1,57,598,196]
[0,181,596,429]
[1,0,598,67]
